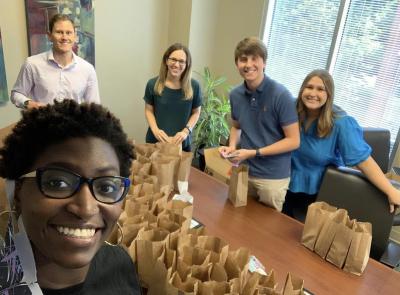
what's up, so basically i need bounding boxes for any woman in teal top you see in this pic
[143,43,202,151]
[282,69,400,218]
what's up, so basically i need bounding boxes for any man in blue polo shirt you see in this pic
[219,37,299,212]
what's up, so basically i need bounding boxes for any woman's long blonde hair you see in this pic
[154,43,193,99]
[296,69,335,138]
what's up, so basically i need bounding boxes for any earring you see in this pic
[0,210,17,217]
[105,222,123,246]
[0,210,18,234]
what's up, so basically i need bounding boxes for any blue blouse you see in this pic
[289,114,371,195]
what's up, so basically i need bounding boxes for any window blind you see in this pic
[263,0,341,97]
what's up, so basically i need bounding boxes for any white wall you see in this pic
[0,0,29,126]
[212,0,267,86]
[95,0,169,141]
[168,0,191,46]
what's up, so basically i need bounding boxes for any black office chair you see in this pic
[317,167,400,266]
[362,127,390,173]
[362,127,400,226]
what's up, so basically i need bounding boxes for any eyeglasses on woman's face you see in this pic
[20,167,131,204]
[167,57,187,66]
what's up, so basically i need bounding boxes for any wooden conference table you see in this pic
[189,167,400,295]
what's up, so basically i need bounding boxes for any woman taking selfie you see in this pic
[0,101,141,294]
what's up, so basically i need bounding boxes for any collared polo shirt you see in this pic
[230,75,298,179]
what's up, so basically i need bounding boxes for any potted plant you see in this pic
[193,67,231,170]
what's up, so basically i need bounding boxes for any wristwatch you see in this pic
[255,149,261,157]
[23,100,31,109]
[185,125,192,134]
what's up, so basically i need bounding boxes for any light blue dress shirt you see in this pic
[11,50,100,107]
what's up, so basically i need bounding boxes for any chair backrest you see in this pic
[363,127,390,173]
[317,166,394,260]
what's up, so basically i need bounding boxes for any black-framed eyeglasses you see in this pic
[20,167,131,204]
[167,57,186,66]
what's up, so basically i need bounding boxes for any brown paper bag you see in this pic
[132,174,160,193]
[130,182,154,197]
[132,159,152,176]
[209,263,228,282]
[159,210,190,232]
[343,222,372,275]
[166,272,198,295]
[124,198,149,218]
[301,201,337,250]
[134,143,157,157]
[129,227,170,287]
[167,199,194,221]
[197,235,230,264]
[156,142,182,156]
[179,245,212,266]
[121,221,148,247]
[178,151,194,182]
[228,165,249,207]
[281,273,304,295]
[197,280,231,295]
[190,263,212,282]
[147,248,177,295]
[257,269,278,295]
[242,271,261,295]
[152,158,178,188]
[314,208,348,258]
[325,217,355,268]
[176,233,200,251]
[224,247,250,287]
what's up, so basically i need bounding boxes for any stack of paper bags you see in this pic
[301,201,372,275]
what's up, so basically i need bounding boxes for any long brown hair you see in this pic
[154,43,193,99]
[296,69,335,138]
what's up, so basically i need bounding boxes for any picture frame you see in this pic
[0,28,8,105]
[25,0,95,66]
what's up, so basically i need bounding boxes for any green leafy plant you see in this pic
[193,67,231,153]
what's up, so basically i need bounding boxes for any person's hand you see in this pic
[152,128,170,143]
[226,149,255,164]
[387,187,400,213]
[26,100,45,109]
[218,146,235,158]
[172,131,188,145]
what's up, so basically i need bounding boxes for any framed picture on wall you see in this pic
[25,0,95,66]
[0,28,8,105]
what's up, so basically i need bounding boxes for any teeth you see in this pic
[56,226,96,238]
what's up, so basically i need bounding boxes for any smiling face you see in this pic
[48,20,76,55]
[166,49,187,80]
[15,137,123,270]
[236,54,266,90]
[301,76,329,115]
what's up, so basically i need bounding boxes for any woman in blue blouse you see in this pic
[282,69,400,218]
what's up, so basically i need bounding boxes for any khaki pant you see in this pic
[248,176,290,212]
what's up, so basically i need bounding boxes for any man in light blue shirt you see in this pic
[11,14,100,109]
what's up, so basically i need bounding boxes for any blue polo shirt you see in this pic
[230,75,298,179]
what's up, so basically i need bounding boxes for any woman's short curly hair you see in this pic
[0,100,134,179]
